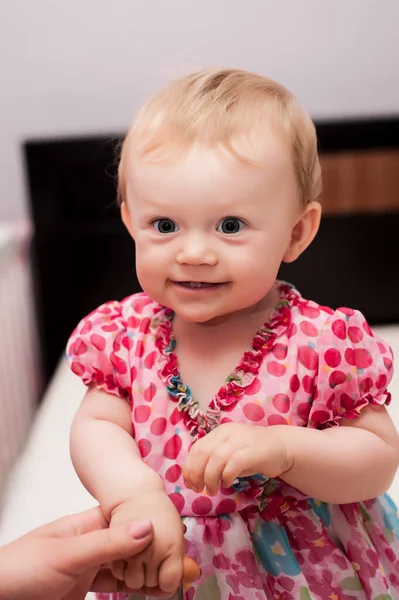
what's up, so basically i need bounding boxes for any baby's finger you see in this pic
[158,555,183,594]
[203,447,231,495]
[144,558,160,589]
[182,449,209,492]
[189,428,223,455]
[109,559,126,581]
[91,573,174,597]
[124,555,146,590]
[222,448,253,487]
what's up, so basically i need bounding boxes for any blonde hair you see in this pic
[118,68,322,205]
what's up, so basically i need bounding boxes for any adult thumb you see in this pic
[56,520,153,575]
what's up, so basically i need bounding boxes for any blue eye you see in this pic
[217,218,246,234]
[152,219,178,234]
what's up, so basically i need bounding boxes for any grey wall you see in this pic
[1,0,398,221]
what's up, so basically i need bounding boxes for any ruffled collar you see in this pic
[153,281,299,440]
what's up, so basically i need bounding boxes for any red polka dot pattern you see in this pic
[300,321,318,337]
[298,346,318,371]
[297,401,312,422]
[243,403,265,421]
[267,361,287,377]
[324,348,341,368]
[302,375,315,395]
[138,438,152,458]
[290,374,300,393]
[150,416,167,435]
[332,319,347,340]
[170,407,183,425]
[134,405,151,423]
[299,304,321,319]
[143,383,157,403]
[273,343,288,360]
[192,496,213,515]
[123,336,135,351]
[66,286,393,520]
[329,370,347,388]
[348,326,364,344]
[91,334,106,352]
[245,377,261,395]
[164,434,183,459]
[169,492,185,513]
[272,394,290,413]
[215,499,236,515]
[165,464,182,483]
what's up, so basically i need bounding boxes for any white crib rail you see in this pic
[0,223,40,501]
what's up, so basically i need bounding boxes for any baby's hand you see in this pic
[182,422,290,495]
[108,491,185,595]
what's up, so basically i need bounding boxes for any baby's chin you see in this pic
[143,287,225,322]
[172,304,253,327]
[162,300,228,324]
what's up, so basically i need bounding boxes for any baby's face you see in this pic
[123,128,301,324]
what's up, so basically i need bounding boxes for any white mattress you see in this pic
[1,325,399,552]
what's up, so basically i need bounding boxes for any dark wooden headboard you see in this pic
[24,117,399,390]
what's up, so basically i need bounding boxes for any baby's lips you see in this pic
[182,555,201,583]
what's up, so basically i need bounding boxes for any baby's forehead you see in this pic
[125,126,292,179]
[124,137,298,217]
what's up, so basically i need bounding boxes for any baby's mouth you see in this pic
[177,282,219,289]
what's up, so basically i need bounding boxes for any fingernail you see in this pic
[128,520,152,539]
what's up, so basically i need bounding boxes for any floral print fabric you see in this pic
[67,282,399,599]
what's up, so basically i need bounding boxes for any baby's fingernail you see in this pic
[128,520,152,539]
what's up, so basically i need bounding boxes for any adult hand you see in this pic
[0,506,153,600]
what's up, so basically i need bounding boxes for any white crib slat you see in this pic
[0,223,40,501]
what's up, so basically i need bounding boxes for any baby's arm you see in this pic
[70,387,185,592]
[277,404,399,503]
[70,386,163,518]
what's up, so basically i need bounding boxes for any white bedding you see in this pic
[1,324,399,550]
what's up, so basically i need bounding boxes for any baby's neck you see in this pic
[173,286,279,347]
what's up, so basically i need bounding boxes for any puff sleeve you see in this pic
[308,308,393,429]
[66,300,133,399]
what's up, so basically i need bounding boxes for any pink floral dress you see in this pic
[67,282,399,600]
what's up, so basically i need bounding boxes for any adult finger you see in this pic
[56,520,153,575]
[29,506,107,540]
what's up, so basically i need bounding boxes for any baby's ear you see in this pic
[121,201,135,239]
[283,201,321,263]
